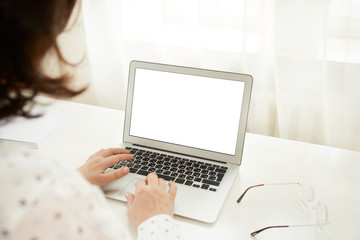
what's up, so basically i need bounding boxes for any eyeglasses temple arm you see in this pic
[236,184,264,203]
[250,225,289,237]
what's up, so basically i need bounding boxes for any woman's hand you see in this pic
[125,172,177,230]
[77,148,134,187]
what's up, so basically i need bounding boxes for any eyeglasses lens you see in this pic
[315,201,329,225]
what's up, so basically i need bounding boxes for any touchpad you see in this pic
[120,177,142,197]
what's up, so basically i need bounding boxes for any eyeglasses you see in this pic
[236,182,329,237]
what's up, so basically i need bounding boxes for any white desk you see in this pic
[24,98,360,240]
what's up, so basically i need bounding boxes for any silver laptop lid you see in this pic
[123,61,252,165]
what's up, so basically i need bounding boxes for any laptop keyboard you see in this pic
[110,147,228,192]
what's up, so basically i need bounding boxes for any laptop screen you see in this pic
[129,68,245,156]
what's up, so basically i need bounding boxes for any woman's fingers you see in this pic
[101,167,130,185]
[106,153,134,168]
[159,178,166,191]
[78,148,133,187]
[126,173,177,229]
[168,181,178,201]
[125,192,135,205]
[135,178,147,190]
[145,172,159,186]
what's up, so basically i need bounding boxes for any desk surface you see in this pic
[21,98,360,240]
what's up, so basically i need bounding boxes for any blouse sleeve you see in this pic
[9,166,132,240]
[0,149,182,240]
[137,214,182,240]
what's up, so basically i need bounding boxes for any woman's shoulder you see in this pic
[0,146,120,239]
[0,146,99,197]
[0,147,94,206]
[0,147,74,183]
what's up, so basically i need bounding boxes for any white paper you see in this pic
[0,108,68,148]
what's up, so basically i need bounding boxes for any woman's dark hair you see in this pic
[0,0,85,120]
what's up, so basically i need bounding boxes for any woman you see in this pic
[0,0,181,239]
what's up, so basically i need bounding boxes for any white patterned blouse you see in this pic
[0,144,182,240]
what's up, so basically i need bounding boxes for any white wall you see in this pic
[51,1,360,153]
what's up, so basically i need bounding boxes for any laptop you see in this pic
[102,60,253,223]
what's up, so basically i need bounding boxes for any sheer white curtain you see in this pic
[82,0,360,152]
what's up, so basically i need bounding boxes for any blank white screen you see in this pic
[129,68,245,155]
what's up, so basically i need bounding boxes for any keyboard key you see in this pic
[194,177,202,182]
[186,176,194,180]
[185,180,193,186]
[200,174,208,179]
[137,169,150,176]
[209,188,217,192]
[201,184,210,190]
[217,173,224,182]
[178,174,186,179]
[155,169,164,174]
[163,171,171,175]
[113,165,122,169]
[202,179,220,186]
[170,172,178,177]
[208,176,217,181]
[140,166,149,170]
[175,178,185,184]
[126,163,134,167]
[157,174,175,181]
[193,184,200,188]
[147,163,155,167]
[177,169,185,174]
[215,168,227,174]
[129,168,138,173]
